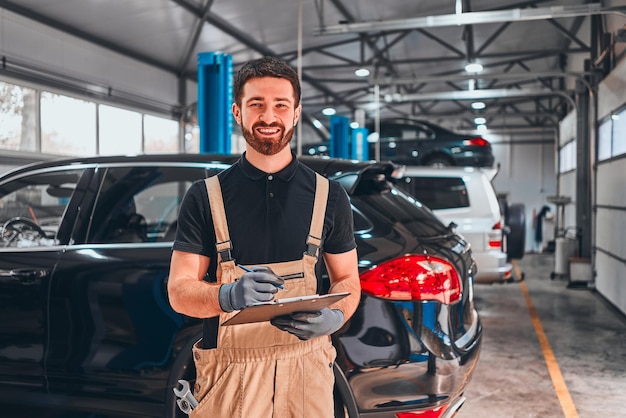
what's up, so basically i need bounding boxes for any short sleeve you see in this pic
[323,181,356,254]
[172,180,215,257]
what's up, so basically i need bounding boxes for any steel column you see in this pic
[197,52,233,154]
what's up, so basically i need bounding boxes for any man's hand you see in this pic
[271,308,344,340]
[218,266,284,312]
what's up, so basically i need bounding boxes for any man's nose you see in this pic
[260,108,277,122]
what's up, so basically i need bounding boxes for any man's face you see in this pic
[232,77,301,156]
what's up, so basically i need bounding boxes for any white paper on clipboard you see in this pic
[221,292,350,326]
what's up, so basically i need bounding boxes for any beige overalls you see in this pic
[190,173,337,418]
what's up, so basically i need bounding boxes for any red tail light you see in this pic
[396,405,447,417]
[488,221,502,249]
[463,137,489,147]
[360,255,462,304]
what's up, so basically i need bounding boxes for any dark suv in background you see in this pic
[0,154,482,418]
[303,118,495,168]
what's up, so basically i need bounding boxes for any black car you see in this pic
[303,118,495,168]
[0,154,482,418]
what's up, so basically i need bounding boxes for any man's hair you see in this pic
[233,56,301,107]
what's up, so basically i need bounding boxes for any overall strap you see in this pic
[205,176,233,264]
[305,173,330,259]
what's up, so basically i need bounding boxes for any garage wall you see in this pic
[490,137,557,254]
[559,57,626,315]
[594,59,626,315]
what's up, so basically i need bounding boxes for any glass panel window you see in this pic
[0,169,84,247]
[559,140,576,173]
[0,81,37,152]
[41,92,96,156]
[184,124,200,153]
[598,119,612,161]
[612,111,626,157]
[144,115,179,154]
[396,176,470,210]
[99,105,142,155]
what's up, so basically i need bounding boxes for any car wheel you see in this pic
[333,364,359,417]
[506,203,526,260]
[424,156,453,167]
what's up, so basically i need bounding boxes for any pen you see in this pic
[239,265,284,289]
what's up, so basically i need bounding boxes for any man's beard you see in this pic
[242,122,294,156]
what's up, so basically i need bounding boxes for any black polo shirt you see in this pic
[173,152,356,284]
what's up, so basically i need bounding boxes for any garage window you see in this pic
[41,92,97,156]
[0,82,37,152]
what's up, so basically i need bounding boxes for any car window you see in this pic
[380,122,434,141]
[0,169,84,247]
[87,166,210,244]
[397,176,470,210]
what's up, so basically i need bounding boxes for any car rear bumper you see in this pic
[473,250,513,283]
[336,296,482,416]
[346,344,481,417]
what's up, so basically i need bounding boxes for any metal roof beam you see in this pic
[383,88,574,107]
[315,4,626,35]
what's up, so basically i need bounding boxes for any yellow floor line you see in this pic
[519,280,579,418]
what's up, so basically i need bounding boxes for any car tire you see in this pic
[506,203,526,260]
[424,155,453,167]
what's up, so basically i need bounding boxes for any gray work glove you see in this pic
[218,266,284,312]
[270,308,344,340]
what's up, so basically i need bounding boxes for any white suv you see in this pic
[395,166,521,283]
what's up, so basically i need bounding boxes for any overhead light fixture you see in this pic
[355,68,370,77]
[350,121,360,129]
[322,107,336,116]
[471,101,486,110]
[611,113,620,120]
[465,62,483,73]
[476,124,487,132]
[474,117,487,124]
[312,118,323,128]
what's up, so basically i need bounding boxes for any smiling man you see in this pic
[168,56,361,417]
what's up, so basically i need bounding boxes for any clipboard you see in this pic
[221,292,350,326]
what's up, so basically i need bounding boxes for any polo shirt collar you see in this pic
[239,151,299,181]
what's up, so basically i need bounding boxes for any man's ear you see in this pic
[232,103,242,125]
[293,104,302,126]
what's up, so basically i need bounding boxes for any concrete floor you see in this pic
[459,253,626,418]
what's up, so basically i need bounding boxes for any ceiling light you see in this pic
[312,119,323,128]
[322,107,336,116]
[355,68,370,77]
[350,121,360,129]
[477,124,487,132]
[474,117,486,124]
[471,101,486,110]
[611,113,620,120]
[465,62,483,73]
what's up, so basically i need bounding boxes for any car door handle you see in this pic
[0,268,49,285]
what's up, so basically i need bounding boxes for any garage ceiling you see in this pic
[1,0,625,136]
